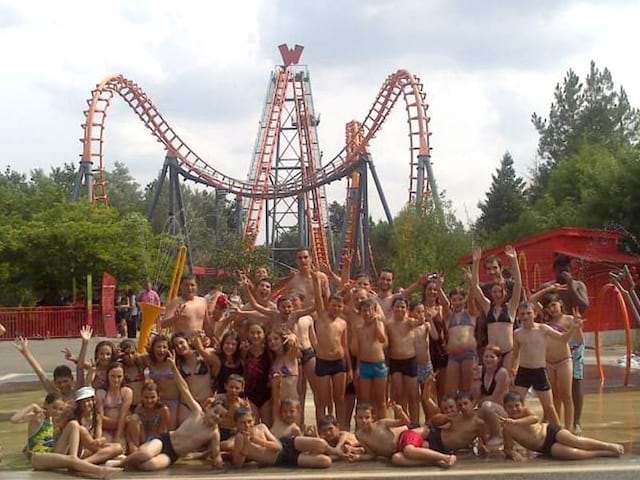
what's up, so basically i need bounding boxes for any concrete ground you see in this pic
[1,338,639,479]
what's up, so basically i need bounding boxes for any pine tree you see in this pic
[476,152,526,235]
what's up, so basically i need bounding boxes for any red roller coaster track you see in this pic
[81,70,432,200]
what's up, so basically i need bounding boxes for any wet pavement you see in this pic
[1,339,639,479]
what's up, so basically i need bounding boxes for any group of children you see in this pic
[10,247,625,476]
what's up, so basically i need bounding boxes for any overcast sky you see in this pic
[1,0,639,226]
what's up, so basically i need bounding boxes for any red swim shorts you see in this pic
[397,429,424,452]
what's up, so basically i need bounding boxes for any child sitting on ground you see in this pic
[501,392,624,461]
[318,415,365,461]
[215,374,251,448]
[232,407,333,468]
[126,381,170,454]
[121,351,224,471]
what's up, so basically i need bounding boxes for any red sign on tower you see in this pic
[278,44,304,66]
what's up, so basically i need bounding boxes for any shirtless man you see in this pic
[510,302,582,426]
[312,271,351,429]
[283,248,330,307]
[387,297,421,426]
[121,351,224,471]
[355,403,456,468]
[352,298,388,420]
[162,275,211,339]
[232,407,332,468]
[376,270,425,320]
[501,392,624,461]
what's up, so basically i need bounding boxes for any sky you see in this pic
[1,0,639,227]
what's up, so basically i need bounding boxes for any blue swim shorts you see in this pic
[359,360,388,380]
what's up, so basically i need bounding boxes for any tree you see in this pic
[105,161,145,213]
[476,152,526,235]
[530,61,640,196]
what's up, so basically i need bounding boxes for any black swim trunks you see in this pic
[540,423,562,457]
[154,432,179,465]
[220,428,235,442]
[315,358,347,377]
[300,348,316,366]
[276,436,300,467]
[426,427,451,454]
[514,367,551,392]
[389,356,418,378]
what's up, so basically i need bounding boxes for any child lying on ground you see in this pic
[501,392,624,461]
[355,402,456,468]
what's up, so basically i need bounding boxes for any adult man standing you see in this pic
[162,275,212,338]
[139,281,161,306]
[539,254,589,435]
[283,248,330,307]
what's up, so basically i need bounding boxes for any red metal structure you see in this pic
[459,227,640,332]
[74,46,436,268]
[0,306,104,340]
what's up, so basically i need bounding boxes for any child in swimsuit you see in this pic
[118,339,146,409]
[95,362,133,449]
[318,415,365,461]
[127,381,170,453]
[215,374,251,450]
[268,328,300,401]
[91,340,116,391]
[145,335,180,429]
[502,392,624,461]
[11,392,66,456]
[215,330,244,394]
[244,321,272,425]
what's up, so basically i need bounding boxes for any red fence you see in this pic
[0,306,104,340]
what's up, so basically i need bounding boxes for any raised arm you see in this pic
[76,325,93,388]
[13,337,57,394]
[167,351,202,415]
[505,246,523,319]
[240,276,277,317]
[434,275,451,319]
[192,334,222,373]
[320,262,343,288]
[558,271,590,313]
[10,403,42,424]
[312,270,326,315]
[471,247,491,315]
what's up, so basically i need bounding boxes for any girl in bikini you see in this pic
[244,321,272,425]
[74,386,124,465]
[145,335,180,429]
[127,381,170,453]
[538,294,583,433]
[119,339,146,410]
[438,280,479,395]
[267,328,300,401]
[91,340,116,391]
[172,333,216,424]
[471,245,522,373]
[95,362,133,449]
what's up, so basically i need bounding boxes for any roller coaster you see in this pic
[73,44,440,273]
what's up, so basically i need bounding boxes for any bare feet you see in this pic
[436,454,456,468]
[99,465,123,479]
[574,424,583,436]
[608,443,625,456]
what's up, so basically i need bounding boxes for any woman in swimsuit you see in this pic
[538,294,582,433]
[216,329,244,394]
[472,345,510,447]
[439,280,478,395]
[267,328,300,402]
[145,335,180,429]
[244,321,272,426]
[127,381,170,453]
[471,245,522,373]
[423,279,448,402]
[172,332,217,423]
[119,339,145,409]
[95,362,133,448]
